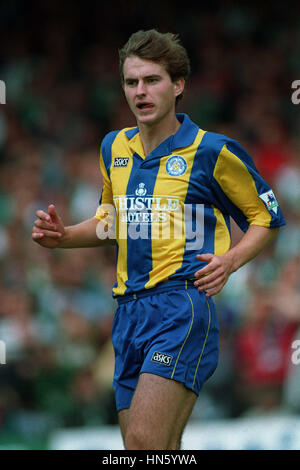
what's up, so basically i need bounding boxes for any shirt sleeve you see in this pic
[94,149,114,224]
[210,138,286,232]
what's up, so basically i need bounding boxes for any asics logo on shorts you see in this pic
[151,352,173,366]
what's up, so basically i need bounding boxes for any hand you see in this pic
[193,253,233,297]
[32,204,65,249]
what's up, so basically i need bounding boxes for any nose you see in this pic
[136,80,146,96]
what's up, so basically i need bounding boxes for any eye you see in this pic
[125,79,137,87]
[147,77,159,84]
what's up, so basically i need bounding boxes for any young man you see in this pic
[32,30,285,450]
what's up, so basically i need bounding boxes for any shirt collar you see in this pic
[125,113,199,158]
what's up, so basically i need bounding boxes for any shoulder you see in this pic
[100,127,136,163]
[200,130,235,154]
[200,130,254,166]
[101,126,137,148]
[101,129,123,151]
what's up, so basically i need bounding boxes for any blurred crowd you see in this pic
[0,1,299,445]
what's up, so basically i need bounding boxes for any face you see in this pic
[122,55,184,127]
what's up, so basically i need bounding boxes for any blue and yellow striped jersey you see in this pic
[94,113,285,296]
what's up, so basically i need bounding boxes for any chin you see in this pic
[137,112,161,126]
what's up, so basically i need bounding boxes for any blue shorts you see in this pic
[112,280,219,411]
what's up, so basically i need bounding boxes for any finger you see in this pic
[194,269,223,287]
[48,204,60,223]
[32,231,44,240]
[194,265,213,278]
[34,219,57,230]
[194,254,215,278]
[194,262,217,277]
[196,274,225,292]
[204,284,224,297]
[33,228,62,238]
[198,279,226,297]
[36,210,51,222]
[196,253,214,262]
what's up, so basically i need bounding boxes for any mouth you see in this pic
[136,102,155,112]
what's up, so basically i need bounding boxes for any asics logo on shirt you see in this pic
[113,157,130,167]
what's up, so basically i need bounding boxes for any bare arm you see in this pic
[32,204,115,249]
[59,217,115,248]
[194,225,280,297]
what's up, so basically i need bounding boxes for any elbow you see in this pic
[269,226,280,242]
[271,226,280,235]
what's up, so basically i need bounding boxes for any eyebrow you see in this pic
[124,74,162,83]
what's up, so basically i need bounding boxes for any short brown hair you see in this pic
[119,29,190,104]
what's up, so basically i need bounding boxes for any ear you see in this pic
[173,78,185,97]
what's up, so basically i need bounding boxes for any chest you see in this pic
[110,149,212,212]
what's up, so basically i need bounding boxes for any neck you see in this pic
[138,113,181,156]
